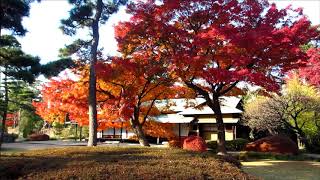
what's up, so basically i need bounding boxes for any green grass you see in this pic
[0,147,254,180]
[242,160,320,180]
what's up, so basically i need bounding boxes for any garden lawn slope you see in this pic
[0,147,254,179]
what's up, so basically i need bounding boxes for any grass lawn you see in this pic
[0,147,254,180]
[242,160,320,180]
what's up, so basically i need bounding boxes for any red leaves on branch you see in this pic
[115,0,319,94]
[298,48,320,88]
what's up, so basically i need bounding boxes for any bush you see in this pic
[60,126,77,139]
[245,135,298,154]
[18,110,43,138]
[27,133,50,141]
[305,134,320,154]
[183,135,207,152]
[52,122,64,136]
[207,138,250,151]
[3,133,18,143]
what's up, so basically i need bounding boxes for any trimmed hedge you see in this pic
[27,133,50,141]
[183,135,207,152]
[305,134,320,154]
[3,133,18,143]
[207,138,249,151]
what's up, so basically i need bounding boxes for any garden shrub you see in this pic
[183,135,207,152]
[27,133,50,141]
[3,133,18,143]
[52,121,64,136]
[60,126,78,139]
[207,138,249,151]
[305,134,320,153]
[245,135,298,154]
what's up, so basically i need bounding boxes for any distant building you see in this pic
[98,96,244,142]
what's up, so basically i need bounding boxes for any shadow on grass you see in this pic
[0,147,160,179]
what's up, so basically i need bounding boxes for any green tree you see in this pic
[0,0,30,36]
[60,0,127,146]
[0,0,74,149]
[0,35,41,148]
[7,81,43,138]
[243,76,320,146]
[19,109,43,138]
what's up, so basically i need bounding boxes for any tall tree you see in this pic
[60,0,127,146]
[115,0,320,155]
[0,34,40,149]
[0,0,74,150]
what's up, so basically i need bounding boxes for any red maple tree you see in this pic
[115,0,320,154]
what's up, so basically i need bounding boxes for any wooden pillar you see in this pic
[75,124,78,141]
[197,124,199,136]
[178,123,181,140]
[234,125,237,140]
[120,122,123,142]
[79,126,82,141]
[113,127,116,138]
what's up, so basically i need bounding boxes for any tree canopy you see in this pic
[114,0,320,154]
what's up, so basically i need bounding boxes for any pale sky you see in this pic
[13,0,320,64]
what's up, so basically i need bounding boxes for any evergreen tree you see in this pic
[0,0,74,150]
[60,0,127,146]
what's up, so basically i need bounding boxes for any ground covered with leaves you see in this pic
[0,147,254,179]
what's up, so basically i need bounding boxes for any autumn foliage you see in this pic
[114,0,320,153]
[34,0,320,150]
[33,58,180,141]
[298,48,320,88]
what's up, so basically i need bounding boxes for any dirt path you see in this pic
[242,160,320,180]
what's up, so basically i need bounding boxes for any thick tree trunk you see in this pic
[87,0,103,147]
[130,119,150,147]
[209,97,227,155]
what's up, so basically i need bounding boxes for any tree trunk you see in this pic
[209,97,227,155]
[87,0,103,147]
[130,119,150,147]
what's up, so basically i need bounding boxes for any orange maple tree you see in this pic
[33,58,181,144]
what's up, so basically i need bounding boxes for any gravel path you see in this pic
[1,140,166,152]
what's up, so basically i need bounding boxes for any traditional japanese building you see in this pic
[98,96,243,142]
